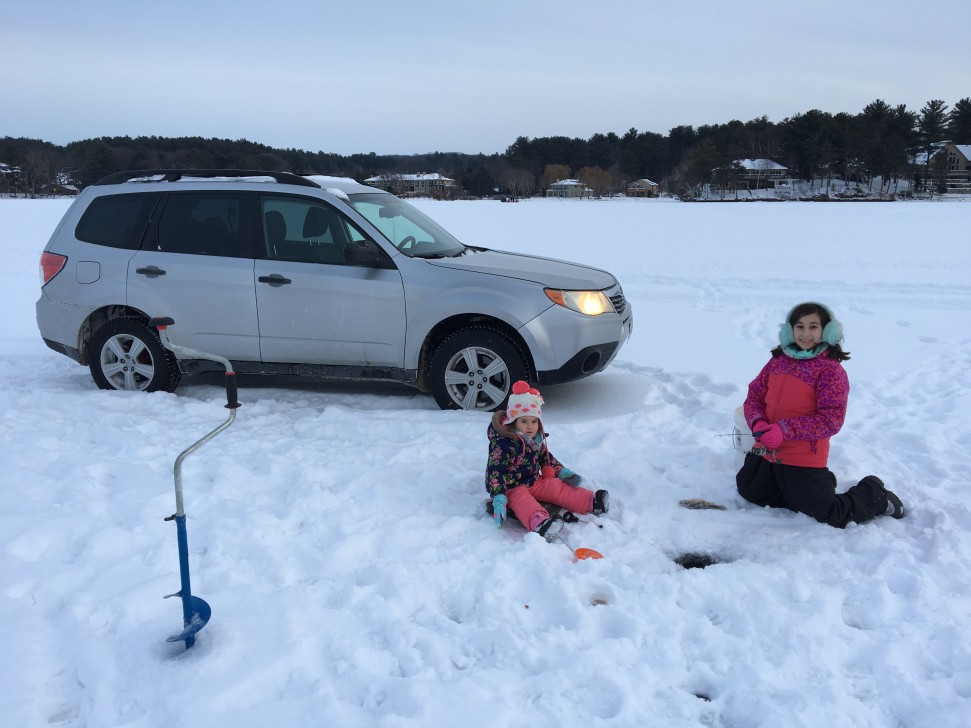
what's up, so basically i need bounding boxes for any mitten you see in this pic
[492,494,508,528]
[559,468,583,487]
[755,422,784,449]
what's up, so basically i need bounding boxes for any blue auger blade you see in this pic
[166,596,212,644]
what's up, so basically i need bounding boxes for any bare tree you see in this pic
[577,166,611,197]
[541,164,571,192]
[24,150,58,196]
[498,168,534,198]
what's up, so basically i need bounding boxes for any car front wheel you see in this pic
[88,318,181,392]
[429,327,528,411]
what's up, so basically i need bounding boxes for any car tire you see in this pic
[88,318,181,393]
[429,327,528,411]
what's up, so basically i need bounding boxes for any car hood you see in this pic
[425,248,617,290]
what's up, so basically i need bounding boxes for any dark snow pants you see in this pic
[736,453,888,528]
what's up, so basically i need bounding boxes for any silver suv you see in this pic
[36,170,633,410]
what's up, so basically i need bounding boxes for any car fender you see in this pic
[395,258,551,369]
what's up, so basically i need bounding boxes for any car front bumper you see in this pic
[521,297,632,385]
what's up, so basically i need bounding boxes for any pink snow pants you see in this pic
[506,476,595,532]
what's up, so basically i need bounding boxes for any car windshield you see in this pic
[347,193,467,258]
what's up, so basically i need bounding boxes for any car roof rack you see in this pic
[93,169,321,188]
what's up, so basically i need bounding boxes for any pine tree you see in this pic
[917,100,949,192]
[948,98,971,144]
[79,141,119,186]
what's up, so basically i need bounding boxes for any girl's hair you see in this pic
[771,302,851,361]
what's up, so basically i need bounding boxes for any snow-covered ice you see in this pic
[1,195,969,727]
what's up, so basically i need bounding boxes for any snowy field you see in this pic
[2,195,970,727]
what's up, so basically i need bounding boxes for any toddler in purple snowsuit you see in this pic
[486,381,608,542]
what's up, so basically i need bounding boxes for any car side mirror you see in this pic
[344,240,384,267]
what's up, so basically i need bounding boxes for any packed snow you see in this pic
[2,195,970,727]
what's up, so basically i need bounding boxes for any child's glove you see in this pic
[755,422,784,449]
[559,468,583,487]
[492,494,508,527]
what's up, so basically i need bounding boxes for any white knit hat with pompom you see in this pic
[502,380,544,425]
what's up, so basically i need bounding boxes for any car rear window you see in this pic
[152,192,255,258]
[75,193,159,249]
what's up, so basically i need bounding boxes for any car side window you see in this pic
[75,192,159,249]
[153,192,253,258]
[261,196,358,265]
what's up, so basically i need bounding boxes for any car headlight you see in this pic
[544,289,612,316]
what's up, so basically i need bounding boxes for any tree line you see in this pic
[2,97,969,198]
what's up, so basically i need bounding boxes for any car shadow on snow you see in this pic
[172,371,429,409]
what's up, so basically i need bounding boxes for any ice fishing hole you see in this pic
[673,552,728,569]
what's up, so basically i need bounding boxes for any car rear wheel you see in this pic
[429,327,528,411]
[88,318,181,392]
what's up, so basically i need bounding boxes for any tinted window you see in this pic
[75,193,159,249]
[154,193,254,257]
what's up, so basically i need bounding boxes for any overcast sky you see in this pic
[4,0,969,156]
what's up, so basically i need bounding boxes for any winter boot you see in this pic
[593,489,610,516]
[861,475,904,519]
[536,514,565,543]
[883,489,905,519]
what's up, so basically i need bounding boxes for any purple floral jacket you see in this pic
[485,410,563,496]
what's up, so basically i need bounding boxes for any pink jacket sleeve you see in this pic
[743,360,772,429]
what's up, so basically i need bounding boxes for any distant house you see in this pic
[0,162,24,195]
[46,183,79,196]
[364,173,456,197]
[935,143,971,194]
[546,179,594,198]
[627,178,659,197]
[913,142,948,168]
[714,159,788,189]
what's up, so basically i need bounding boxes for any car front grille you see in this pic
[608,288,627,315]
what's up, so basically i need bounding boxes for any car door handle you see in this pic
[135,265,166,277]
[258,274,292,286]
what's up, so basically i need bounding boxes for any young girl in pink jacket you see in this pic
[736,302,904,527]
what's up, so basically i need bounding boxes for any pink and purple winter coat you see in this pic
[743,351,849,468]
[485,410,564,496]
